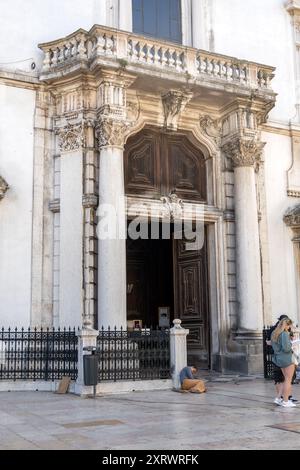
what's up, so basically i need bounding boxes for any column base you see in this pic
[213,335,264,375]
[234,329,263,340]
[213,352,263,375]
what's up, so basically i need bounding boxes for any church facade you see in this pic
[1,0,300,374]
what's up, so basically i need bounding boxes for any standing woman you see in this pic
[271,318,296,408]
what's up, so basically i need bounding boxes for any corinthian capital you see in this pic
[222,137,265,168]
[96,118,126,149]
[55,122,86,152]
[0,175,9,200]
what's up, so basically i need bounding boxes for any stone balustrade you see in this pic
[39,25,275,91]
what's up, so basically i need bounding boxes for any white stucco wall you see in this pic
[262,131,299,323]
[59,152,83,328]
[0,84,35,327]
[0,0,107,72]
[211,0,296,123]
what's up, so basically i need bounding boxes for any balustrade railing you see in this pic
[39,25,275,90]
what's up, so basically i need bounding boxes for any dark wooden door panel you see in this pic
[125,130,160,196]
[125,129,207,202]
[186,324,207,350]
[177,261,201,320]
[173,236,209,357]
[168,138,207,201]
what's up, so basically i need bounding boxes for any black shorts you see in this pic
[273,364,284,384]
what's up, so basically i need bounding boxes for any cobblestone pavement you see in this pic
[1,378,300,450]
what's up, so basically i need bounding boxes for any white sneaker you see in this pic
[281,400,296,407]
[274,397,283,405]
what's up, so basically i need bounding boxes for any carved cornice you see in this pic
[162,90,193,131]
[0,175,9,200]
[55,122,86,152]
[222,137,265,168]
[284,204,300,228]
[96,118,126,149]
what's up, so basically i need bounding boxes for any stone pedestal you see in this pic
[170,319,189,389]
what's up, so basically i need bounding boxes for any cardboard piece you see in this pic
[56,376,71,394]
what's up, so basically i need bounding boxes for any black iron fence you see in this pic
[263,327,274,380]
[97,327,171,382]
[0,327,78,381]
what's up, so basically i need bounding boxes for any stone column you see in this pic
[96,120,127,329]
[223,137,264,336]
[95,71,136,330]
[170,319,189,389]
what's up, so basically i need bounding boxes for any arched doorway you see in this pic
[124,128,210,368]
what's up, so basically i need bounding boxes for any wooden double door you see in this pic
[126,230,210,367]
[125,128,210,367]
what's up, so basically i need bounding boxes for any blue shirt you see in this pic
[180,366,194,385]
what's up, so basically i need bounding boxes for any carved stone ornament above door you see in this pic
[0,175,9,200]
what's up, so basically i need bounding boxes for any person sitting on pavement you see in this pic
[179,366,206,394]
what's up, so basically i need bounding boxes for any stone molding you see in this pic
[288,189,300,198]
[222,137,265,168]
[0,175,9,200]
[162,90,193,131]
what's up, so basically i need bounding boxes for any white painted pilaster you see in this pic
[59,151,83,328]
